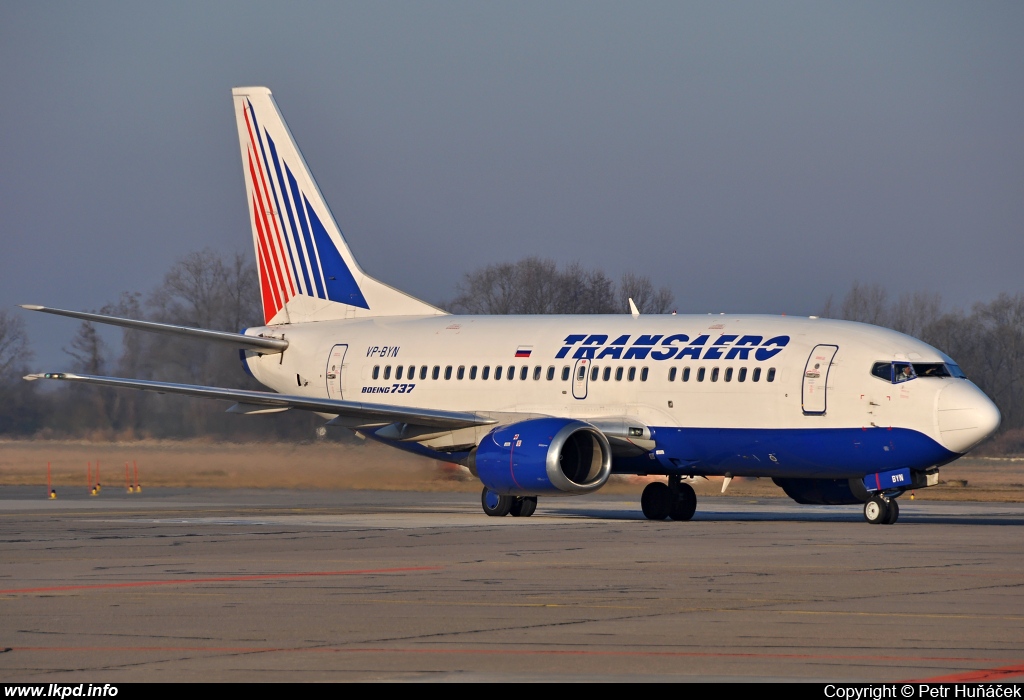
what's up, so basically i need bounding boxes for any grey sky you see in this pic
[3,2,1022,369]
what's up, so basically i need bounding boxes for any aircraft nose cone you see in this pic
[936,381,1001,453]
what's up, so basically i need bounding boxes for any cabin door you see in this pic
[572,358,590,400]
[325,344,349,399]
[802,344,838,415]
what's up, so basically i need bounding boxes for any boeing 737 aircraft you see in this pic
[24,87,1002,524]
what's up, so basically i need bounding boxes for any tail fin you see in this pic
[232,87,445,324]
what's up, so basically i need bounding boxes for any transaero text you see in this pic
[556,333,790,361]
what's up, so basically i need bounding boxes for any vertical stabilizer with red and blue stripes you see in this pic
[232,87,445,324]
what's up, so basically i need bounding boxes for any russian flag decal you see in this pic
[515,346,533,358]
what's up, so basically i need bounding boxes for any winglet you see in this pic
[628,298,640,318]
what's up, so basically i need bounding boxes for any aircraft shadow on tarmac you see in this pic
[537,503,1024,526]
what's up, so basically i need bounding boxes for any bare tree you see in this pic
[450,258,672,316]
[889,291,942,339]
[620,272,674,314]
[0,310,40,435]
[837,281,890,326]
[449,257,562,314]
[0,309,31,381]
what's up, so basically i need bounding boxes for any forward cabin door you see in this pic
[802,344,838,415]
[325,344,349,399]
[572,358,590,400]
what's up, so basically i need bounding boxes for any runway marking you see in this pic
[0,567,441,595]
[7,645,1023,671]
[329,599,1024,622]
[905,664,1024,682]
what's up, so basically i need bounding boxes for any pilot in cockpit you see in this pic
[894,363,915,383]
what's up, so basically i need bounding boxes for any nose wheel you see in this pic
[864,494,899,524]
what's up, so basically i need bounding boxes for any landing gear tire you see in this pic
[481,487,513,517]
[883,498,900,525]
[864,495,890,525]
[669,483,697,521]
[641,482,673,520]
[510,496,537,517]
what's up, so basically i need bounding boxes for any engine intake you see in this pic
[470,418,612,496]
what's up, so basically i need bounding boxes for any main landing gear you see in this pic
[863,494,900,525]
[481,487,537,517]
[641,476,697,521]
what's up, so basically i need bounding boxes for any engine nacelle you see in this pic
[772,477,870,505]
[470,418,612,496]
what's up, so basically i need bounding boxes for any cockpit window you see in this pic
[893,362,915,383]
[871,361,967,383]
[871,362,892,382]
[913,362,967,379]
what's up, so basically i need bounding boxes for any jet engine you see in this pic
[468,418,612,496]
[772,477,870,505]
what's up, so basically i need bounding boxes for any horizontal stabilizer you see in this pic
[25,372,495,430]
[20,305,288,354]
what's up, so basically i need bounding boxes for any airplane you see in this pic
[23,86,1001,525]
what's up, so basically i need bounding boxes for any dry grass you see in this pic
[1,439,1021,502]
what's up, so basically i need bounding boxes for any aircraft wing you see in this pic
[25,372,496,430]
[20,305,288,354]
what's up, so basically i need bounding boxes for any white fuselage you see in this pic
[243,313,999,478]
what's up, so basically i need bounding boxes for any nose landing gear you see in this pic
[864,494,900,524]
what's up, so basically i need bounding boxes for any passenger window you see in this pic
[495,366,503,380]
[408,365,415,380]
[470,366,478,380]
[627,367,636,381]
[457,366,465,380]
[615,367,623,381]
[640,367,648,382]
[519,365,528,380]
[372,366,380,380]
[534,366,542,380]
[697,367,706,382]
[432,366,440,380]
[738,367,747,382]
[725,367,733,382]
[591,367,599,381]
[752,367,761,382]
[577,365,587,381]
[444,366,452,380]
[384,365,392,380]
[711,367,719,382]
[508,365,516,380]
[482,366,490,380]
[395,365,404,381]
[668,367,677,382]
[767,368,776,382]
[603,367,611,381]
[420,366,428,380]
[546,366,555,380]
[682,367,690,382]
[562,366,570,381]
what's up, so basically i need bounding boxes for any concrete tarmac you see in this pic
[1,486,1023,682]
